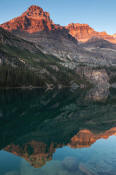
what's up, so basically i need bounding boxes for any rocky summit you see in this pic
[1,5,63,33]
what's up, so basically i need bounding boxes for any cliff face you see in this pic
[66,23,116,43]
[66,23,95,42]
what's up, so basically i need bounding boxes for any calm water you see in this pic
[0,88,116,175]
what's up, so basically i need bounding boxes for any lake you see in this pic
[0,88,116,175]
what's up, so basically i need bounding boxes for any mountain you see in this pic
[0,5,116,88]
[0,5,80,61]
[1,5,116,64]
[66,23,116,43]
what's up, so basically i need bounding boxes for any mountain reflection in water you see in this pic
[0,88,116,175]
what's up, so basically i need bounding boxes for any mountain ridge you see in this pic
[1,5,116,44]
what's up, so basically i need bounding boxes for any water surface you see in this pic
[0,88,116,175]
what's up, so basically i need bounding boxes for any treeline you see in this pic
[0,65,45,87]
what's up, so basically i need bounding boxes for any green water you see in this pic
[0,88,116,175]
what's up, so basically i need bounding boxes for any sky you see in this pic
[0,0,116,34]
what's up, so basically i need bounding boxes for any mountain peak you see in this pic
[28,5,42,9]
[22,5,50,19]
[0,5,57,33]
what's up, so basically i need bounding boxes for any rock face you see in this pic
[76,67,110,87]
[76,67,110,101]
[66,23,116,43]
[1,5,63,33]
